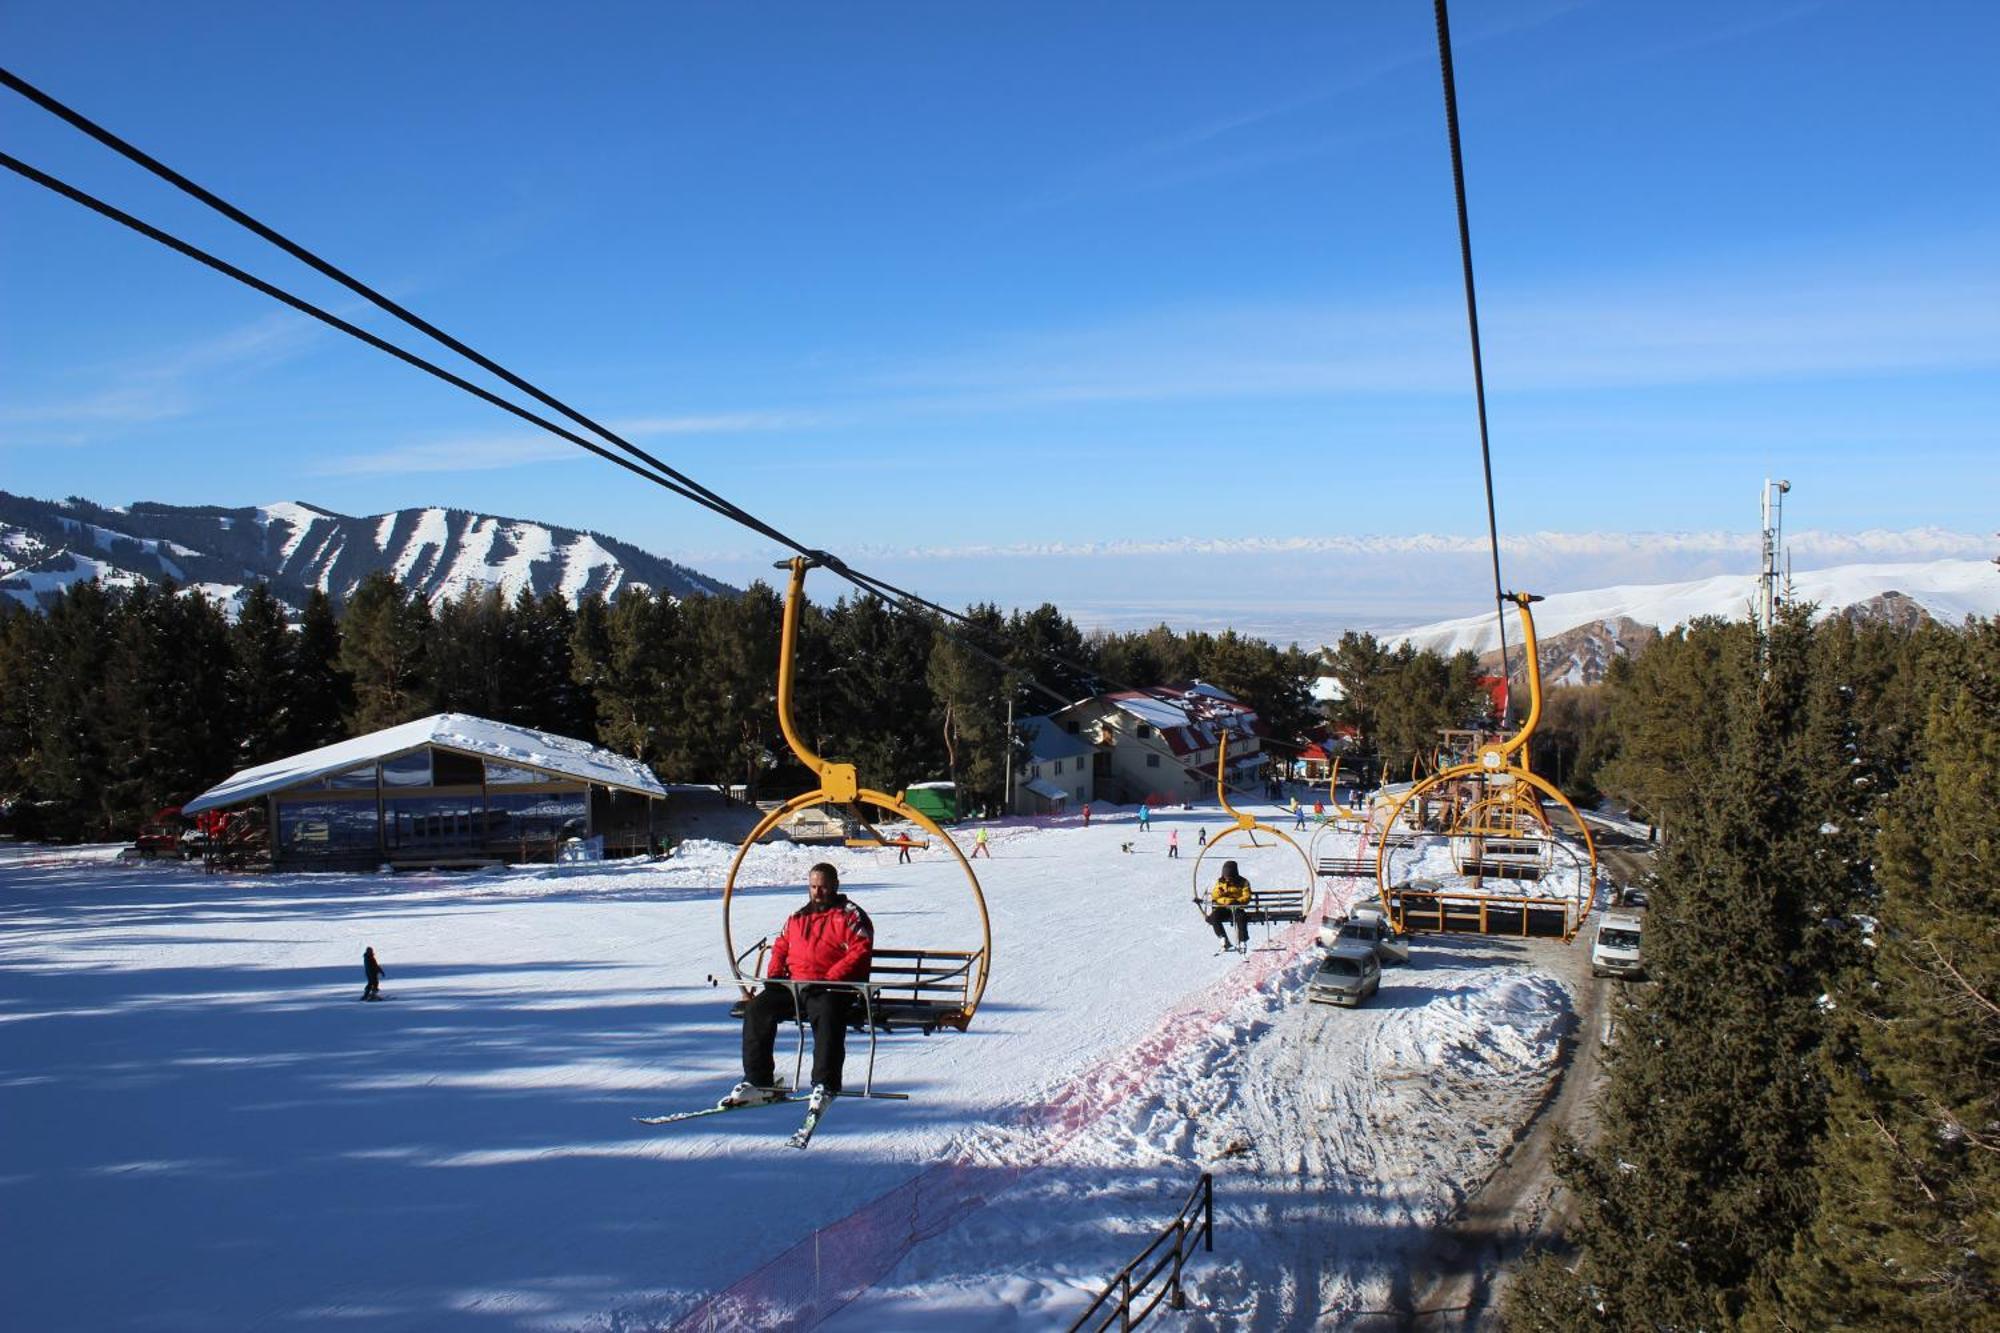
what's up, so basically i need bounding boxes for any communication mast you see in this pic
[1757,477,1791,637]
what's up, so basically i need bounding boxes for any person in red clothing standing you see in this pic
[724,862,874,1106]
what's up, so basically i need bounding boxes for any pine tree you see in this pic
[230,584,295,768]
[287,588,350,749]
[1758,618,2000,1328]
[339,574,434,733]
[926,604,1009,811]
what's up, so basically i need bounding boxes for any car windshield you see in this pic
[1599,928,1641,949]
[1338,924,1372,939]
[1317,958,1362,978]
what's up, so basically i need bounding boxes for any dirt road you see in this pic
[1360,830,1654,1330]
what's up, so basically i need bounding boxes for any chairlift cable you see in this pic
[1,75,1286,806]
[1432,0,1513,711]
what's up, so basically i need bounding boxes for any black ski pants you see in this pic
[1206,905,1249,947]
[743,983,854,1094]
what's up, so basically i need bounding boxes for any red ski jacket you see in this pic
[767,894,874,983]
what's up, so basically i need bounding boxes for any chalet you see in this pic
[1052,682,1263,805]
[1010,715,1096,816]
[182,713,667,870]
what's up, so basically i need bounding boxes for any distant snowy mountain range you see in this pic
[1382,559,2000,687]
[0,492,734,615]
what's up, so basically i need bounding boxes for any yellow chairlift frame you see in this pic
[1371,592,1599,941]
[1188,732,1315,911]
[721,557,993,1026]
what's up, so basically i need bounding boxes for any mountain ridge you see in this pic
[1380,558,1999,686]
[0,492,735,614]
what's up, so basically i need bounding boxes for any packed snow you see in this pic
[1,801,1582,1330]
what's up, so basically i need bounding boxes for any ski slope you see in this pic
[0,804,1584,1330]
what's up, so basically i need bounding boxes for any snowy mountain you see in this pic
[1381,559,2000,686]
[0,492,735,613]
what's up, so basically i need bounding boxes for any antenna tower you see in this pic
[1757,477,1791,637]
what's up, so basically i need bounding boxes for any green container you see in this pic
[901,782,960,824]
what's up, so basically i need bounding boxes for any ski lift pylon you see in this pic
[1371,592,1599,941]
[721,557,992,1039]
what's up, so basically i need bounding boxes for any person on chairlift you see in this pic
[725,863,874,1108]
[1207,859,1252,953]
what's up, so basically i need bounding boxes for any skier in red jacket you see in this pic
[725,862,874,1106]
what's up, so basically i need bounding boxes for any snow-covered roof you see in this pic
[1020,715,1093,763]
[184,713,666,813]
[1099,683,1259,758]
[1022,777,1070,802]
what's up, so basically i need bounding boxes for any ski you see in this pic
[786,1091,834,1149]
[635,1091,800,1126]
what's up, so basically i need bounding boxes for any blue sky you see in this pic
[2,1,1995,632]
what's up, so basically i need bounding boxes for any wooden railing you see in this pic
[1067,1173,1214,1331]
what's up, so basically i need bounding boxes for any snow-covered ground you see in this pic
[1385,556,2000,658]
[1,804,1581,1330]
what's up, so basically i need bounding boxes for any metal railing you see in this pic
[1067,1173,1214,1332]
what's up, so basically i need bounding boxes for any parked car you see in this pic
[1591,911,1645,979]
[1316,905,1411,964]
[1307,946,1382,1007]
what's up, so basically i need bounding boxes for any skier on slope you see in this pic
[361,946,385,1001]
[725,863,873,1108]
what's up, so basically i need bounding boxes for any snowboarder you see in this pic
[1167,829,1180,859]
[361,946,384,1001]
[971,827,991,858]
[725,863,873,1107]
[1207,860,1252,952]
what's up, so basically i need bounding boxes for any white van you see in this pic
[1591,911,1645,979]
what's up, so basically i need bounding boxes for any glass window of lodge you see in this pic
[381,750,430,787]
[1137,724,1153,739]
[431,750,483,788]
[1146,754,1160,768]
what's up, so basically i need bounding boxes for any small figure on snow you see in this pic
[1207,860,1252,952]
[361,946,385,1001]
[726,863,873,1107]
[897,838,913,864]
[971,826,991,859]
[1082,803,1091,828]
[1292,798,1306,831]
[1167,829,1180,859]
[1137,804,1151,832]
[1197,827,1208,847]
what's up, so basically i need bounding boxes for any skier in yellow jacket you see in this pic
[1207,859,1252,952]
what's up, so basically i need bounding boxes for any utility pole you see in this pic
[1001,690,1014,813]
[1757,477,1791,639]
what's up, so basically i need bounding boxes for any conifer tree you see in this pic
[927,603,1010,810]
[1757,618,2000,1328]
[229,584,295,768]
[339,574,435,733]
[286,588,350,751]
[32,580,117,837]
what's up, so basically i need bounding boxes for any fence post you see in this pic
[1120,1273,1132,1331]
[1169,1216,1186,1311]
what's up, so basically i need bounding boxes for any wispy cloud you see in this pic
[854,243,2000,411]
[0,311,320,439]
[615,411,824,437]
[312,434,582,477]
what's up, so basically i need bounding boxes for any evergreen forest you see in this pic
[1504,610,1999,1331]
[0,574,1353,840]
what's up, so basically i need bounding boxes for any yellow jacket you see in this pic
[1210,876,1252,908]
